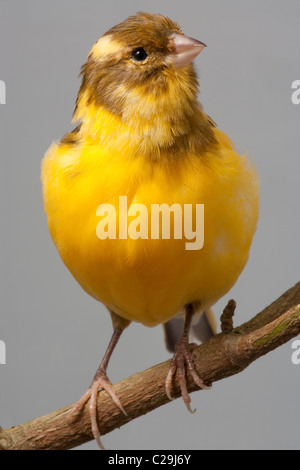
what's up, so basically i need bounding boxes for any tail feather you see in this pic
[163,308,217,353]
[191,308,217,343]
[163,317,184,353]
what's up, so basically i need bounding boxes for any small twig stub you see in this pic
[220,299,237,333]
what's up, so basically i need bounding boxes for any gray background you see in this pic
[0,0,299,450]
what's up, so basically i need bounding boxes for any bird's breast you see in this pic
[41,128,259,326]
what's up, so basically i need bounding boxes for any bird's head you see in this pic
[73,12,215,155]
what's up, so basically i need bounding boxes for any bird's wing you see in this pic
[60,124,82,145]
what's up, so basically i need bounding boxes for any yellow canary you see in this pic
[41,12,259,448]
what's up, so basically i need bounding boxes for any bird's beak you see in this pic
[170,33,206,67]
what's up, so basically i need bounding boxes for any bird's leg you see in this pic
[165,303,211,413]
[72,318,128,449]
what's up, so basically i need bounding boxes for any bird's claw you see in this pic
[71,370,126,450]
[165,339,211,413]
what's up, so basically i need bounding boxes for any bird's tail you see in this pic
[163,307,217,353]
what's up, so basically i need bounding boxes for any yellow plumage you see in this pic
[42,118,258,327]
[41,12,259,447]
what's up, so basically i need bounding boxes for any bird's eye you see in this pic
[132,48,148,62]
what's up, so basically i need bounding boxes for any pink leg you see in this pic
[165,304,211,412]
[72,325,126,449]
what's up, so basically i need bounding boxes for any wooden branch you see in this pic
[1,282,300,450]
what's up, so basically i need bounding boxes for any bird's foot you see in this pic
[72,369,126,449]
[165,338,211,413]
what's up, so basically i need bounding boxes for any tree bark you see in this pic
[1,281,299,450]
